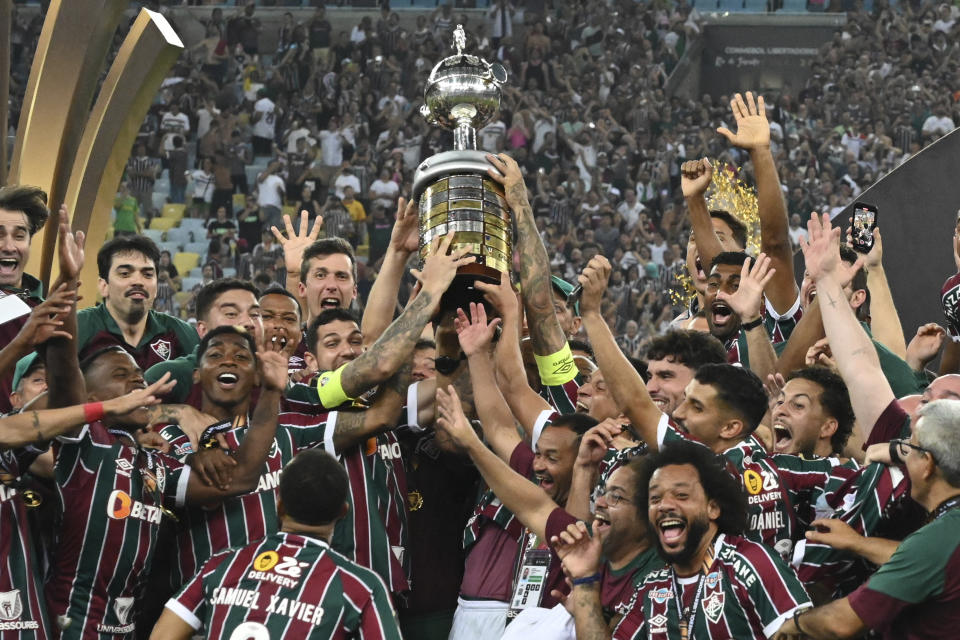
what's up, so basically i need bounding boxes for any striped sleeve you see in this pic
[158,423,194,459]
[346,570,403,640]
[167,551,232,630]
[730,540,811,638]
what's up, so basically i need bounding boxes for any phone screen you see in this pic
[852,202,878,253]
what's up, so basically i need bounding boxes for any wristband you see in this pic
[315,364,354,409]
[83,402,105,424]
[889,440,903,465]
[741,316,763,331]
[571,573,602,586]
[534,343,578,386]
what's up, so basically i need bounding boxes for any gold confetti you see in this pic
[706,160,761,255]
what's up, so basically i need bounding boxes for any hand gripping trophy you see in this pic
[413,25,510,309]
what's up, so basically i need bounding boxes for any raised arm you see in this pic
[578,256,662,448]
[487,153,568,355]
[339,234,473,398]
[435,384,555,543]
[856,228,907,358]
[681,158,724,271]
[359,198,419,346]
[800,213,893,439]
[718,92,799,314]
[455,303,521,462]
[716,253,779,382]
[329,361,411,451]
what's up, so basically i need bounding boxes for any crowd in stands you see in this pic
[4,1,960,640]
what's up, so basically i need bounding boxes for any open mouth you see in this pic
[217,372,239,388]
[695,256,704,279]
[576,400,590,413]
[126,289,148,300]
[651,395,668,411]
[320,297,340,309]
[594,512,611,534]
[658,517,687,546]
[270,334,288,349]
[0,258,19,274]
[804,286,818,308]
[710,300,733,327]
[536,474,554,492]
[773,423,793,452]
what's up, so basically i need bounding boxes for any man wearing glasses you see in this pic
[775,400,960,638]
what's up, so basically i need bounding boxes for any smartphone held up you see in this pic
[851,201,878,253]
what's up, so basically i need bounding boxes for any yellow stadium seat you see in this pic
[281,205,297,220]
[174,290,192,307]
[173,252,200,274]
[150,217,177,231]
[161,203,186,221]
[233,193,246,209]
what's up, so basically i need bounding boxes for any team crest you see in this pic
[703,591,725,624]
[150,339,171,361]
[113,597,134,626]
[0,590,23,621]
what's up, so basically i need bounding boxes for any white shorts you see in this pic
[448,597,509,640]
[499,604,576,640]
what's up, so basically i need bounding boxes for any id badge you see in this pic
[507,548,551,617]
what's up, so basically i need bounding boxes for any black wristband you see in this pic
[793,607,807,635]
[741,316,763,331]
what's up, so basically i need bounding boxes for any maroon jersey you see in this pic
[46,423,189,639]
[167,531,402,639]
[0,275,43,414]
[0,445,52,638]
[941,271,960,341]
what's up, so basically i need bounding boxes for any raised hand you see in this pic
[485,153,529,211]
[57,205,86,282]
[575,419,623,468]
[258,339,291,392]
[550,520,602,579]
[409,233,475,296]
[389,197,419,255]
[804,337,836,369]
[764,372,787,414]
[715,252,776,321]
[799,212,848,282]
[846,225,883,270]
[717,92,771,150]
[14,282,77,347]
[680,158,714,199]
[906,323,946,371]
[103,372,177,416]
[133,427,172,454]
[271,210,324,275]
[475,274,519,319]
[577,255,611,315]
[454,302,502,357]
[188,448,238,490]
[435,385,478,450]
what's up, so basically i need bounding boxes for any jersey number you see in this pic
[230,621,270,640]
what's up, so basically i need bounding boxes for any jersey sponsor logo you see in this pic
[96,596,136,634]
[248,552,310,589]
[743,470,763,495]
[115,458,134,477]
[377,441,402,460]
[106,490,162,524]
[650,588,673,603]
[255,469,282,493]
[150,338,172,361]
[703,591,725,624]
[705,571,721,589]
[0,590,23,621]
[648,613,668,633]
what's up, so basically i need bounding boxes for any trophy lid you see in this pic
[420,25,508,132]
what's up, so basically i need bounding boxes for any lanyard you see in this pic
[930,495,960,522]
[671,570,706,640]
[108,428,177,521]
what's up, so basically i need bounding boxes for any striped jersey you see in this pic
[613,534,810,639]
[167,531,402,639]
[539,375,583,416]
[725,296,802,367]
[46,423,189,639]
[0,446,51,639]
[657,415,796,558]
[158,411,333,589]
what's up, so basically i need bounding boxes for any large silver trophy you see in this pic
[414,25,510,309]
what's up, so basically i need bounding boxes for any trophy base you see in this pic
[439,263,504,317]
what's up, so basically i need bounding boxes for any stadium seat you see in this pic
[183,241,209,256]
[165,227,195,247]
[181,276,203,292]
[157,241,181,257]
[188,267,203,279]
[174,290,192,309]
[233,193,246,209]
[161,203,186,221]
[222,267,237,278]
[151,192,167,212]
[142,229,164,245]
[150,217,177,232]
[179,218,206,232]
[173,252,201,275]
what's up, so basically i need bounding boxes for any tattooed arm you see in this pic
[332,362,411,451]
[339,234,474,399]
[0,375,175,448]
[487,153,568,354]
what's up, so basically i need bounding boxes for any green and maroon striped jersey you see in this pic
[538,375,583,416]
[725,296,802,368]
[46,422,189,639]
[158,410,331,590]
[77,304,199,372]
[657,415,797,558]
[0,445,52,639]
[167,531,402,639]
[613,534,811,639]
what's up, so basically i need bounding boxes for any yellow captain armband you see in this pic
[534,343,578,386]
[314,364,355,409]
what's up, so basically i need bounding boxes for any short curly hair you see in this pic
[631,439,747,538]
[0,185,50,236]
